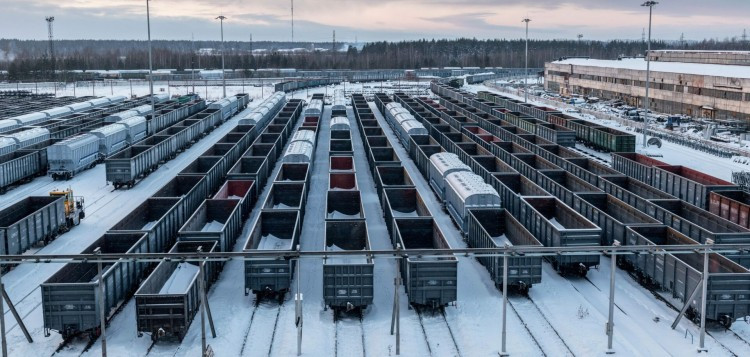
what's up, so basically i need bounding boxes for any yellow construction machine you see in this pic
[49,187,86,229]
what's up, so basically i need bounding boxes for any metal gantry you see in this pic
[641,1,658,147]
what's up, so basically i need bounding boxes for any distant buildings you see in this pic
[544,50,750,121]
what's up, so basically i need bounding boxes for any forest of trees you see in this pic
[1,37,749,81]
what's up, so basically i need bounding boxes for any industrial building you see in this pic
[544,50,750,121]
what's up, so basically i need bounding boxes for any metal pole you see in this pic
[523,17,531,103]
[295,246,302,356]
[0,262,6,357]
[698,240,712,352]
[92,81,95,96]
[1,286,32,343]
[607,241,620,354]
[192,33,196,94]
[671,278,703,329]
[129,80,133,97]
[641,2,657,147]
[500,251,508,356]
[147,0,155,117]
[95,247,107,357]
[395,255,401,355]
[217,16,227,99]
[199,247,207,356]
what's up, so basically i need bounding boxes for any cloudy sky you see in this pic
[2,0,748,42]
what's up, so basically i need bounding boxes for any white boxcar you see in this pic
[304,100,324,120]
[87,97,110,107]
[6,128,51,148]
[239,92,287,126]
[444,171,502,234]
[66,102,93,112]
[429,152,471,201]
[330,117,351,131]
[90,124,129,158]
[13,112,50,126]
[0,120,20,134]
[0,138,17,157]
[47,134,100,179]
[41,107,73,119]
[105,105,153,123]
[290,129,316,146]
[116,116,148,143]
[283,141,314,164]
[397,120,428,150]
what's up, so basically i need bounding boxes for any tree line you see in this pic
[1,37,749,81]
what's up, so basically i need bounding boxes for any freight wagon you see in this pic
[0,196,66,256]
[444,171,502,234]
[519,197,602,276]
[611,152,668,185]
[329,156,355,173]
[597,174,676,213]
[329,172,357,192]
[151,175,209,224]
[48,134,100,180]
[275,163,310,184]
[709,190,750,229]
[108,197,183,256]
[326,190,365,220]
[428,152,471,201]
[562,157,622,186]
[622,225,750,328]
[178,199,242,253]
[0,148,48,193]
[374,166,415,203]
[535,123,576,147]
[588,127,636,153]
[572,192,662,246]
[283,141,314,164]
[323,219,374,315]
[644,200,750,267]
[467,209,543,293]
[534,169,602,207]
[651,165,737,210]
[41,232,150,339]
[213,180,256,219]
[134,240,219,341]
[227,156,269,195]
[490,173,551,219]
[244,210,301,299]
[262,182,307,222]
[382,187,432,240]
[393,218,457,307]
[90,124,129,158]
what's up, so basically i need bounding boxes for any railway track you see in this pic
[239,300,283,357]
[413,306,462,357]
[508,296,576,357]
[334,312,366,357]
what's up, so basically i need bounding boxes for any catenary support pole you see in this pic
[671,278,702,329]
[199,247,207,356]
[500,251,508,356]
[295,249,303,356]
[607,241,620,354]
[95,248,107,357]
[0,263,6,357]
[698,240,712,352]
[641,1,658,147]
[1,287,32,343]
[146,0,155,118]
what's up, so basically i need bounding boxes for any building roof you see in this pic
[552,57,750,79]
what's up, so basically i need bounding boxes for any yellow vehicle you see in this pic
[49,187,85,228]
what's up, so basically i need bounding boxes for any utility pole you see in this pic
[45,17,55,83]
[742,29,748,43]
[291,0,294,44]
[641,1,658,148]
[216,15,227,98]
[680,33,686,47]
[642,28,646,43]
[191,33,196,94]
[146,0,155,117]
[332,30,336,53]
[522,17,531,103]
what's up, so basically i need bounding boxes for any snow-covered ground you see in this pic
[2,82,749,356]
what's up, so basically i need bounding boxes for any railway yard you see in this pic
[0,78,749,357]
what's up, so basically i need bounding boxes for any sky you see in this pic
[1,0,748,43]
